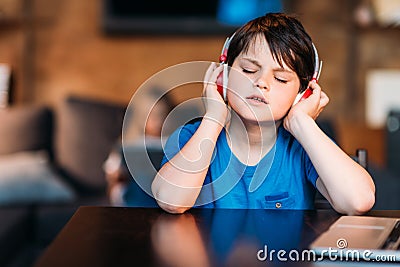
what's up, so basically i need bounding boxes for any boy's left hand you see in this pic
[283,81,329,132]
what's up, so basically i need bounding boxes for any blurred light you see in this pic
[217,0,283,26]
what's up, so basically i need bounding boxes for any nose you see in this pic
[256,84,268,90]
[254,79,268,91]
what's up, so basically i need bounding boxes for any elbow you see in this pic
[351,178,376,215]
[157,201,190,214]
[151,179,191,214]
[344,173,376,215]
[331,188,376,216]
[347,190,376,215]
[354,191,375,215]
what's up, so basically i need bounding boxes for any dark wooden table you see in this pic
[33,207,400,267]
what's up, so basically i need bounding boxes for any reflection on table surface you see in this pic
[152,209,310,267]
[35,207,400,267]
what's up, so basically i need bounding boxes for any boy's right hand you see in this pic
[202,63,229,127]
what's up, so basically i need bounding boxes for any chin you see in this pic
[235,111,275,124]
[269,106,291,121]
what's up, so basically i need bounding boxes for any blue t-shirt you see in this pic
[161,119,318,209]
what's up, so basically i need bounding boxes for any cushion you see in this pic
[54,96,126,193]
[0,105,52,155]
[0,150,76,205]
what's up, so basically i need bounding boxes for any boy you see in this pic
[151,13,375,214]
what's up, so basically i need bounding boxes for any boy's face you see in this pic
[227,35,300,123]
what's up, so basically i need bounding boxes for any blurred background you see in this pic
[0,0,400,266]
[1,0,399,166]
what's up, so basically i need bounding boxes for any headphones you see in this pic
[216,33,322,104]
[216,34,234,101]
[292,43,323,105]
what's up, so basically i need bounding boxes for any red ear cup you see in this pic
[217,46,227,98]
[216,71,224,98]
[216,34,235,102]
[299,77,317,101]
[299,88,313,101]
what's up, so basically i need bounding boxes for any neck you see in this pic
[226,111,279,165]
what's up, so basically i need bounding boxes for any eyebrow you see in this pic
[272,67,293,74]
[241,57,262,68]
[242,57,295,74]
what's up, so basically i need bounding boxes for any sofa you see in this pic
[0,95,126,267]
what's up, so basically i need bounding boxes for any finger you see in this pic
[204,62,216,83]
[310,83,321,96]
[308,80,321,91]
[319,91,329,108]
[203,65,224,94]
[307,86,321,107]
[315,93,329,119]
[203,63,218,96]
[203,65,224,98]
[207,64,224,85]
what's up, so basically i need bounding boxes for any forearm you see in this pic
[152,117,223,213]
[289,115,375,215]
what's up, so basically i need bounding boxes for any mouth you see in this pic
[246,95,268,105]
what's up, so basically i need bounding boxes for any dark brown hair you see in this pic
[226,13,315,93]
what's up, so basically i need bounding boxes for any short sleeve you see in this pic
[160,121,201,168]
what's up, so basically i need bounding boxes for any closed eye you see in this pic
[242,68,256,74]
[275,77,288,84]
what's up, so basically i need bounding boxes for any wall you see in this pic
[0,0,26,103]
[30,0,224,106]
[23,0,352,113]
